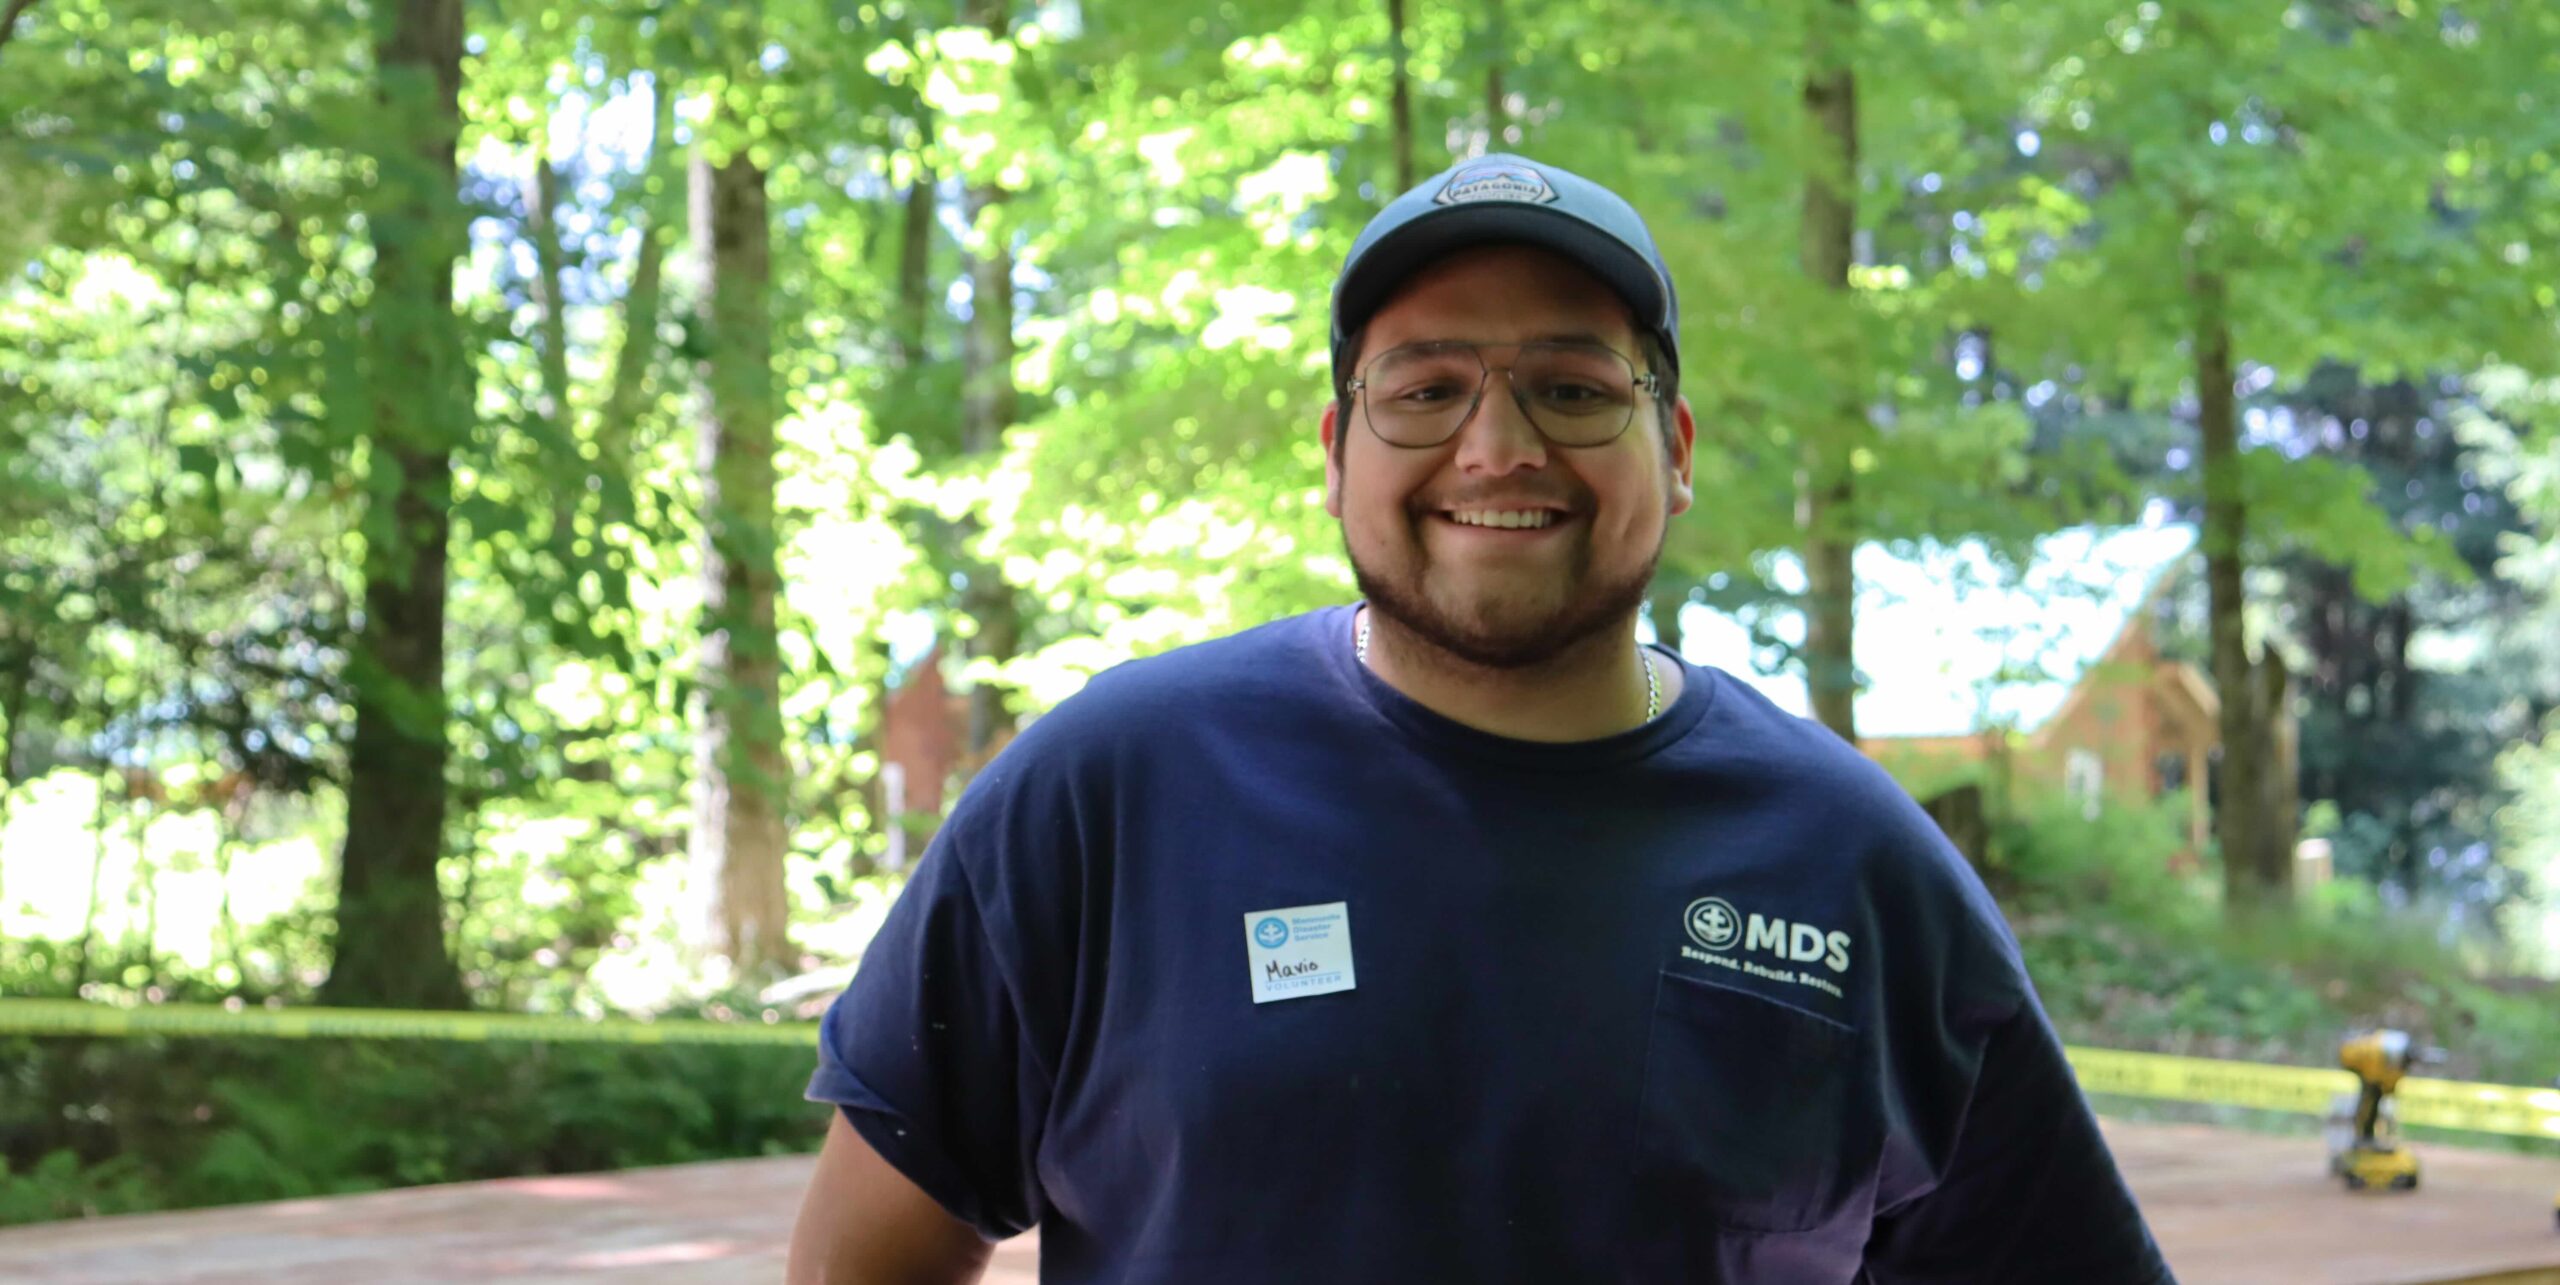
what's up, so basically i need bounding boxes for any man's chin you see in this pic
[1352,546,1658,670]
[1392,597,1602,670]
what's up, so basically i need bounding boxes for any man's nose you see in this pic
[1450,372,1548,476]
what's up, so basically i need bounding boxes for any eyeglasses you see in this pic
[1344,340,1661,449]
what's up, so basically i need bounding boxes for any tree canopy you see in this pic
[5,0,2560,1009]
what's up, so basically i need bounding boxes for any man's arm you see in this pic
[1861,1004,2174,1283]
[787,1110,998,1285]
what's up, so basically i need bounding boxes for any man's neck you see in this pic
[1356,607,1678,743]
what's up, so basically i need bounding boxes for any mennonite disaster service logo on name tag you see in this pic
[1433,160,1559,206]
[1243,902,1356,1004]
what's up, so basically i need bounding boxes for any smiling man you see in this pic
[790,155,2175,1284]
[1326,238,1688,743]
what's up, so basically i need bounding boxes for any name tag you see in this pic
[1243,902,1357,1004]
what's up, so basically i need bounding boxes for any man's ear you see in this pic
[1322,400,1345,518]
[1666,396,1696,518]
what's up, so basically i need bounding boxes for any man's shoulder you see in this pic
[931,612,1341,881]
[1689,668,2009,936]
[1082,609,1335,705]
[1693,670,1915,810]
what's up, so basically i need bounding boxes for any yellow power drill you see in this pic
[2326,1029,2427,1191]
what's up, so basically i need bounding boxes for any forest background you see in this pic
[7,0,2560,1223]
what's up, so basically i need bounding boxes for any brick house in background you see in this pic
[1685,522,2300,873]
[879,646,961,810]
[875,646,1019,867]
[876,647,962,869]
[1859,579,2289,868]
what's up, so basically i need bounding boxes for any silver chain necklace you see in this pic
[1356,612,1661,724]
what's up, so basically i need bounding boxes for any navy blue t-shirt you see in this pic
[809,606,2172,1283]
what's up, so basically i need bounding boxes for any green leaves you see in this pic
[0,1029,824,1226]
[2239,449,2467,602]
[2,0,2556,1004]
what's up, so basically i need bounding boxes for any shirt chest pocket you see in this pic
[1632,970,1882,1235]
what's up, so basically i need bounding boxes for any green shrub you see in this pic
[0,1032,828,1227]
[1990,784,2202,922]
[1995,783,2560,1088]
[0,1149,156,1224]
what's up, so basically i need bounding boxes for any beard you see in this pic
[1347,504,1665,671]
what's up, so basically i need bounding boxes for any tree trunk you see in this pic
[446,807,481,979]
[73,764,109,990]
[0,0,42,68]
[1387,0,1415,188]
[1482,0,1506,146]
[527,145,575,429]
[599,80,677,506]
[961,199,1016,464]
[0,639,25,914]
[2194,265,2289,911]
[1921,782,1990,872]
[602,216,667,450]
[937,0,1023,766]
[960,180,1021,759]
[895,156,933,371]
[1798,0,1861,745]
[0,636,26,788]
[128,779,155,981]
[685,140,793,976]
[322,0,470,1010]
[2378,599,2414,723]
[216,799,249,987]
[137,845,159,983]
[2260,647,2300,881]
[865,152,936,869]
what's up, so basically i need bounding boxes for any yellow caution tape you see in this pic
[2067,1046,2351,1117]
[2066,1046,2560,1142]
[5,999,2557,1141]
[0,998,816,1046]
[2394,1075,2560,1142]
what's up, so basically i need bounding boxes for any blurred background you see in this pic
[4,0,2559,1232]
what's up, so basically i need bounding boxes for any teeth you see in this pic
[1449,510,1556,529]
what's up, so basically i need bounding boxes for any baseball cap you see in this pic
[1329,154,1681,389]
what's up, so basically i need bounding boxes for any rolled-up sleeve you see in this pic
[1862,996,2175,1283]
[808,838,1054,1240]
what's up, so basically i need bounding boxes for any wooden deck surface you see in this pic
[2100,1119,2560,1285]
[2,1118,2556,1283]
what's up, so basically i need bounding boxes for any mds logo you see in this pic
[1685,896,1852,973]
[1746,913,1851,974]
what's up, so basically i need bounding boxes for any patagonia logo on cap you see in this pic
[1432,159,1559,207]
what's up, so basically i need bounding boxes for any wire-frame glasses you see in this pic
[1345,340,1660,449]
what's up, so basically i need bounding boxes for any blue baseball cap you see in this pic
[1329,154,1681,389]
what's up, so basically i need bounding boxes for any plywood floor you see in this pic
[2098,1119,2560,1285]
[2,1118,2555,1283]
